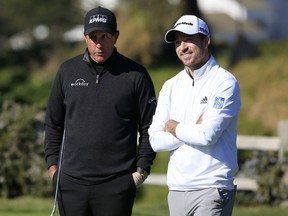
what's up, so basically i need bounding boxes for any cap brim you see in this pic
[165,29,179,43]
[85,27,116,35]
[165,28,208,43]
[165,28,199,43]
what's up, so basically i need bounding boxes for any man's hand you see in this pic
[196,115,203,124]
[48,165,57,181]
[132,172,145,187]
[165,119,179,137]
[165,116,202,137]
[132,168,148,188]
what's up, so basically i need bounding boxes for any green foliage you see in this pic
[116,0,185,66]
[150,152,169,173]
[232,41,288,135]
[0,101,50,198]
[238,117,273,136]
[0,0,83,36]
[0,67,51,106]
[236,150,288,205]
[256,152,288,204]
[149,66,181,97]
[0,67,27,93]
[0,0,83,71]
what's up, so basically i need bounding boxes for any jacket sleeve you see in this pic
[148,81,183,152]
[176,78,241,146]
[136,71,157,174]
[44,67,65,169]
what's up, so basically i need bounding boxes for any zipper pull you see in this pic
[96,74,100,85]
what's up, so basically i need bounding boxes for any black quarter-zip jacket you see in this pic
[44,48,157,184]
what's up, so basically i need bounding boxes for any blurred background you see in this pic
[0,0,288,215]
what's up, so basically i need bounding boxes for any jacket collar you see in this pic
[193,55,217,81]
[82,47,118,66]
[83,49,91,65]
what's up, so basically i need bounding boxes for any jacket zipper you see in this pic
[96,74,100,85]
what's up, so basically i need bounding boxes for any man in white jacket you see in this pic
[149,15,241,216]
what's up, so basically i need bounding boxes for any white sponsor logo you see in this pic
[71,79,89,87]
[89,15,107,24]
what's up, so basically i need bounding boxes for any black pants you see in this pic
[53,173,136,216]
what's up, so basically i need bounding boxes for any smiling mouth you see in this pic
[181,53,192,58]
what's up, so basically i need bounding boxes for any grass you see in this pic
[0,196,55,216]
[1,187,288,216]
[149,66,180,98]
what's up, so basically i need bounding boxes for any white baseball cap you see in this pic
[165,15,210,43]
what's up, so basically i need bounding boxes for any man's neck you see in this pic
[185,54,211,78]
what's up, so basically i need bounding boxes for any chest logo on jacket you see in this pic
[200,96,208,104]
[71,78,89,87]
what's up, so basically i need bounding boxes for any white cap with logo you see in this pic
[165,15,210,43]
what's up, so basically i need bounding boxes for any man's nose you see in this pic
[179,41,188,50]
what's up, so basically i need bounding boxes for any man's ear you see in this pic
[204,36,210,48]
[114,31,120,43]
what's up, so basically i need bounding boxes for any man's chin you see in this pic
[92,56,106,63]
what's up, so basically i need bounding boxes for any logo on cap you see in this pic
[89,15,107,24]
[200,27,209,35]
[174,22,193,28]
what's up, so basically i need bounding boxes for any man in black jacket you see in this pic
[44,6,156,216]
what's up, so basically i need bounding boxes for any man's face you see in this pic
[174,32,210,70]
[85,31,119,63]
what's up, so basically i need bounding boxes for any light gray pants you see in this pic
[168,187,236,216]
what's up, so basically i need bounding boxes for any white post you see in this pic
[278,120,288,163]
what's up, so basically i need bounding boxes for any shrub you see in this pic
[0,101,50,198]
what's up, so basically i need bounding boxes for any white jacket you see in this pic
[149,56,241,190]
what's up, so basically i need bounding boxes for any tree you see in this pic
[0,101,49,198]
[0,0,83,67]
[0,0,82,37]
[115,0,185,66]
[0,0,84,105]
